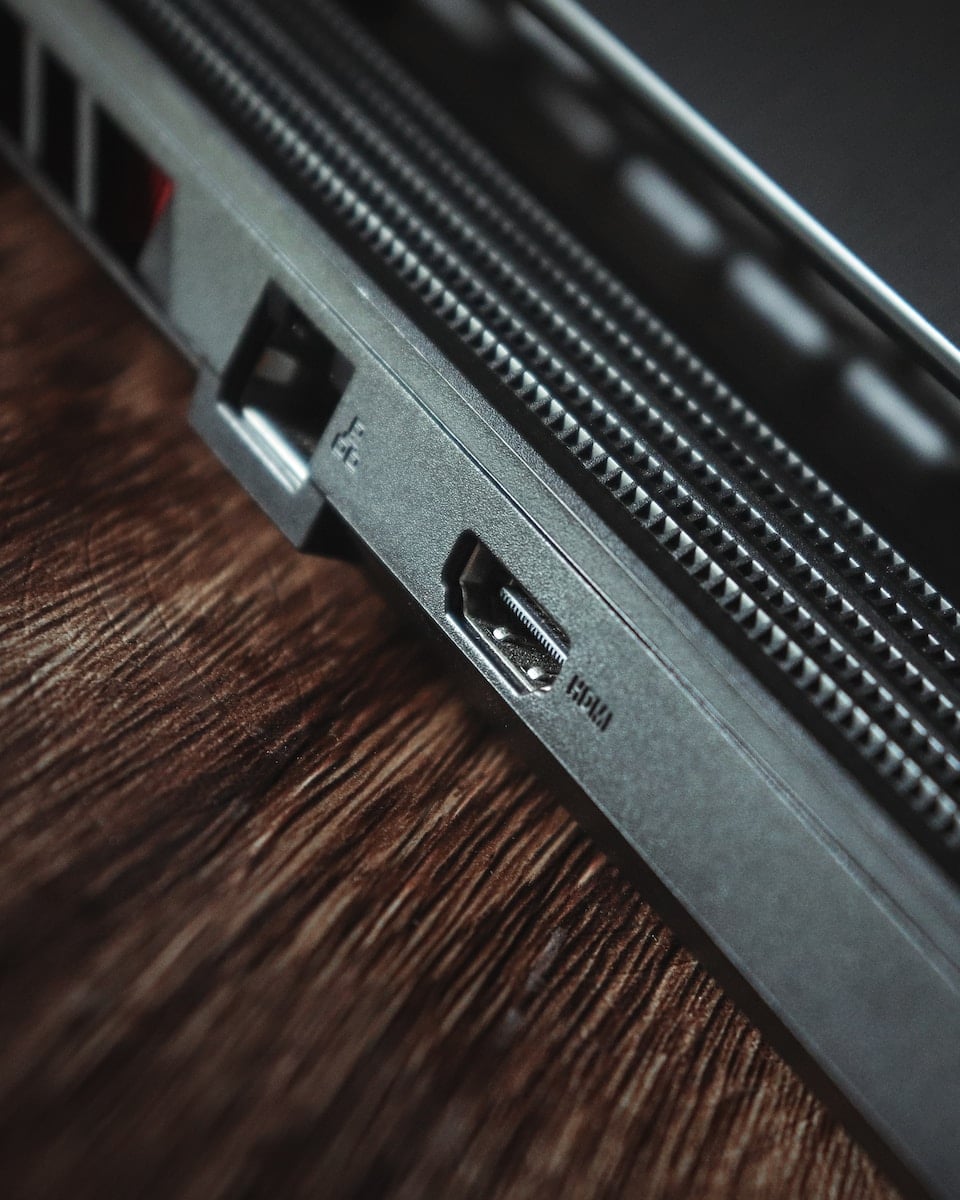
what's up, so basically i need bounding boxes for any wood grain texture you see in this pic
[0,168,900,1200]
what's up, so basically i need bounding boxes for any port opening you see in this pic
[444,534,570,693]
[222,283,355,483]
[93,108,175,269]
[40,51,78,200]
[0,6,25,142]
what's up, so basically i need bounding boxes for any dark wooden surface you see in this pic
[0,169,900,1200]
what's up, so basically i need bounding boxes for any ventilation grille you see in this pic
[45,0,960,874]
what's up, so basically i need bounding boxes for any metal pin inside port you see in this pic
[445,535,570,693]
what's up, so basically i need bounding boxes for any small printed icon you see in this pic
[332,416,365,471]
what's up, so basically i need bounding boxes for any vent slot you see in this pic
[0,6,25,142]
[39,50,78,200]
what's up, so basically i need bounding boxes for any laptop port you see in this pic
[0,6,25,142]
[221,283,355,486]
[93,108,175,269]
[39,51,78,201]
[445,534,569,692]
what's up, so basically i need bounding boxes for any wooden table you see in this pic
[0,168,899,1200]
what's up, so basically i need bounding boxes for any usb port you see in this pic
[445,535,569,692]
[93,109,175,269]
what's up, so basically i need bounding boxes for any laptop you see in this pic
[2,1,958,1195]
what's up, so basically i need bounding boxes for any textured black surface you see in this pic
[584,0,960,353]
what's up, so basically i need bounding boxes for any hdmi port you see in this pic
[445,535,570,692]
